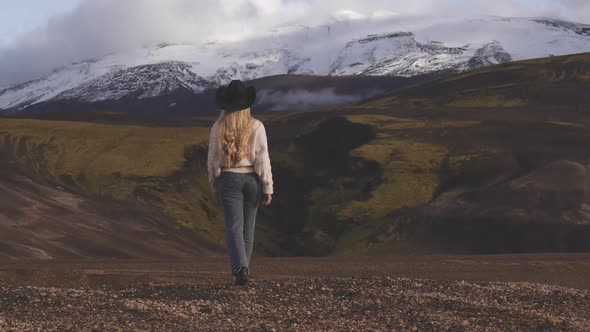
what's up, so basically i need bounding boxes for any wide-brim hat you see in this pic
[215,80,256,112]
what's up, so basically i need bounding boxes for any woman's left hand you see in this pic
[262,194,272,206]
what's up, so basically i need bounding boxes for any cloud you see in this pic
[559,0,590,23]
[0,0,587,86]
[0,0,311,86]
[256,87,384,111]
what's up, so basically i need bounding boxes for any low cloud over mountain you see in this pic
[0,0,589,86]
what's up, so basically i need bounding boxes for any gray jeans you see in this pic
[218,171,262,274]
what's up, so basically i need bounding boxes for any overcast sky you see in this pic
[0,0,589,87]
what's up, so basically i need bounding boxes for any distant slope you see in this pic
[249,74,436,112]
[12,74,431,116]
[359,52,590,109]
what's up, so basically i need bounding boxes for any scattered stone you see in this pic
[0,277,588,331]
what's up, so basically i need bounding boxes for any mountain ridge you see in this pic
[1,16,590,113]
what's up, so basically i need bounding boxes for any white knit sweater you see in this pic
[207,114,274,194]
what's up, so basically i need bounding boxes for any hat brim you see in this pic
[215,85,256,112]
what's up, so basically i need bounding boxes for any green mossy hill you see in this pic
[266,111,590,255]
[0,118,227,245]
[3,108,590,256]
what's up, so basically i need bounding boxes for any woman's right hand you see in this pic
[262,194,272,206]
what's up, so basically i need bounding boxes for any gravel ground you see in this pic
[1,276,589,331]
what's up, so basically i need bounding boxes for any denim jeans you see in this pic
[218,171,262,274]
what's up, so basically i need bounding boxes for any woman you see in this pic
[207,79,273,286]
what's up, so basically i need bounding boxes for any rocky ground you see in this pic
[0,255,590,331]
[0,277,589,331]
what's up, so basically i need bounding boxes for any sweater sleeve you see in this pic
[207,122,221,193]
[254,121,274,194]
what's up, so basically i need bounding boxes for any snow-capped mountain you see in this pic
[328,33,511,76]
[56,62,212,102]
[1,15,589,112]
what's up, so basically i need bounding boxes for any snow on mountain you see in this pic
[1,15,589,111]
[56,62,212,102]
[328,32,472,76]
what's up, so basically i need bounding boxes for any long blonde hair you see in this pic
[219,108,256,168]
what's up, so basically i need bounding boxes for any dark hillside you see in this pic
[356,52,590,109]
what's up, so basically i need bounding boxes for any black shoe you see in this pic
[233,266,249,286]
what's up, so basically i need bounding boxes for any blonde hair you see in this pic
[219,108,256,168]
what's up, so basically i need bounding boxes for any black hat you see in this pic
[215,80,256,112]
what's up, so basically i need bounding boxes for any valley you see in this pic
[1,53,590,258]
